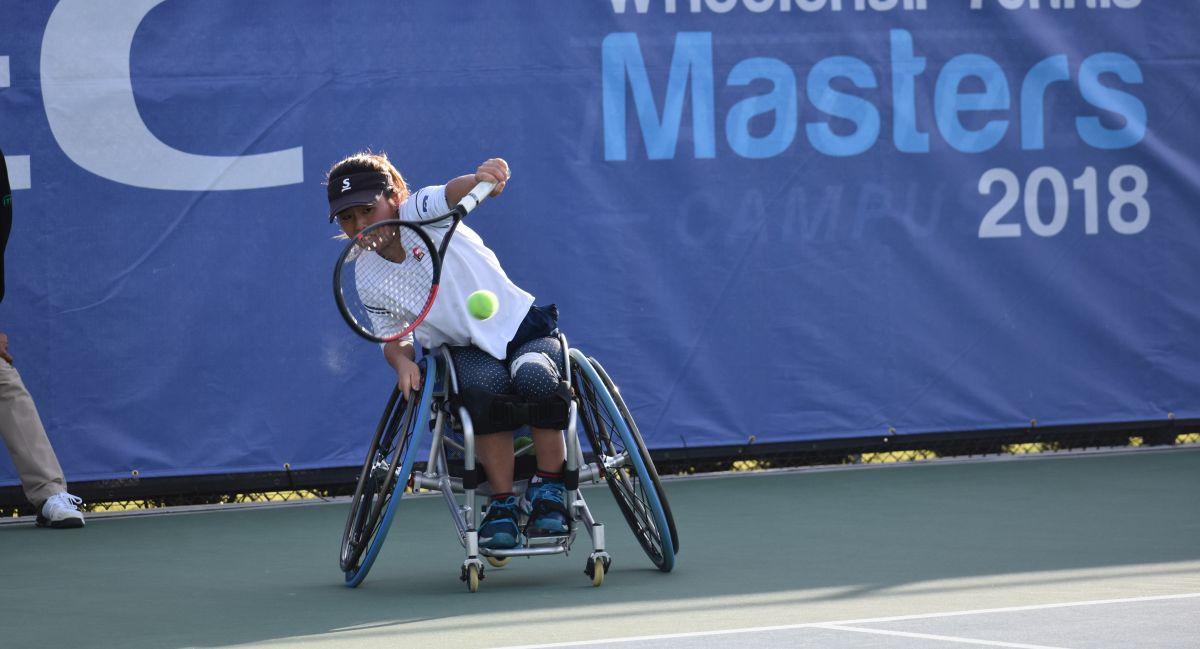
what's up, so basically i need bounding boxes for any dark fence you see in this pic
[4,420,1194,518]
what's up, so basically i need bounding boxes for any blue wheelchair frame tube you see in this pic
[344,358,437,587]
[569,349,675,572]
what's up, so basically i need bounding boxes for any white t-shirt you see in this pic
[359,185,534,360]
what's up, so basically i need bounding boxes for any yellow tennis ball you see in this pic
[467,289,498,320]
[514,435,533,453]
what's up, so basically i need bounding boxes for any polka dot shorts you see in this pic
[448,336,564,401]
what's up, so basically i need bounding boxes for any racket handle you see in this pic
[456,181,496,216]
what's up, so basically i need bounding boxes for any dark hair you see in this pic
[326,150,410,203]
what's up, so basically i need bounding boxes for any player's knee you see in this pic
[510,351,561,400]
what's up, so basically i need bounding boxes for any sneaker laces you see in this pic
[526,481,569,534]
[532,480,565,507]
[48,492,83,509]
[483,496,518,524]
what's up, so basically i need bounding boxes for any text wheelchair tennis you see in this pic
[338,334,679,591]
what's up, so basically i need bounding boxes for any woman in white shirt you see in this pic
[327,151,569,550]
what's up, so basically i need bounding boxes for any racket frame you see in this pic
[332,181,496,343]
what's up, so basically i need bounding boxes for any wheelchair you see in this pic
[338,334,679,591]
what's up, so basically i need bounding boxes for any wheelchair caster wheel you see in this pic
[485,555,510,568]
[461,561,484,593]
[585,554,611,588]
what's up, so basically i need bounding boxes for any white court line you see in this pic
[489,592,1200,649]
[815,624,1067,649]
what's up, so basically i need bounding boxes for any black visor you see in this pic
[327,171,390,221]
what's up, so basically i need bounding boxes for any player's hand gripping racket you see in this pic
[333,181,495,343]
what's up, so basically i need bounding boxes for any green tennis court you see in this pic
[3,447,1196,648]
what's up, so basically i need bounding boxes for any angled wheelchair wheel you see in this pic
[570,349,676,572]
[590,357,680,556]
[340,358,436,587]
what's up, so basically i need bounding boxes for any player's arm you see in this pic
[445,157,509,204]
[383,339,421,396]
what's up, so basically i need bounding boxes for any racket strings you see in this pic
[341,224,437,339]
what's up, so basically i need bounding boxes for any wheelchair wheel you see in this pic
[590,357,680,556]
[340,359,436,587]
[570,349,676,572]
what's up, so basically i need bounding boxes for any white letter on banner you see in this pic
[41,0,303,190]
[609,0,655,13]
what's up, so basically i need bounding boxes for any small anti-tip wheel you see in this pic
[590,560,605,587]
[485,555,510,568]
[467,564,481,593]
[585,555,609,587]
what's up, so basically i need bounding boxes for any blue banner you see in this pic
[2,0,1197,485]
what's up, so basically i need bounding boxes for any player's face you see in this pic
[335,196,394,238]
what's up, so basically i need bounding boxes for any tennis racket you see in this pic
[333,181,495,343]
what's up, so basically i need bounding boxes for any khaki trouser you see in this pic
[0,360,66,507]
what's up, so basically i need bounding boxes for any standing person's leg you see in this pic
[0,360,83,527]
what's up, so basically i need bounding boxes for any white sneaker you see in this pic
[36,492,85,528]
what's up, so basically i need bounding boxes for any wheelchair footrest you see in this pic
[482,544,569,558]
[525,533,571,548]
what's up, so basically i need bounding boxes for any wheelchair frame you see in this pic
[340,333,676,592]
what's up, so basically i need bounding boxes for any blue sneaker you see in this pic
[523,478,570,537]
[479,495,520,549]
